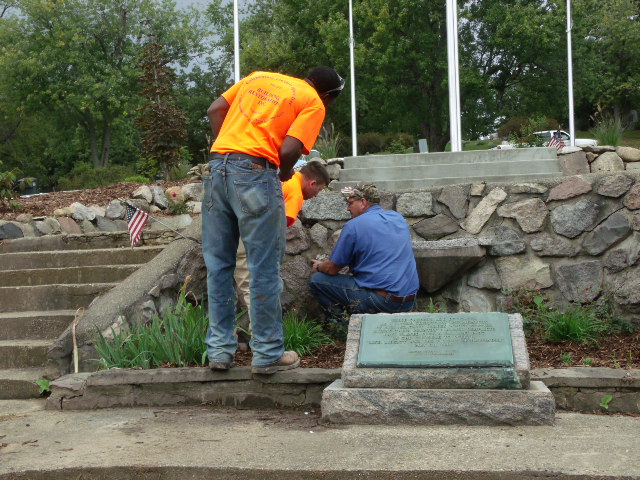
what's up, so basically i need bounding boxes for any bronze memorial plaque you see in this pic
[357,312,514,368]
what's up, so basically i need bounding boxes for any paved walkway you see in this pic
[1,400,639,479]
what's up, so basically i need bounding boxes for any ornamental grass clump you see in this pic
[542,306,608,343]
[94,281,208,369]
[283,310,334,356]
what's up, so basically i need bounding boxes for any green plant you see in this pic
[501,289,553,335]
[543,306,607,343]
[611,353,621,369]
[314,123,341,159]
[167,200,193,215]
[423,298,446,313]
[94,280,208,369]
[123,175,150,183]
[560,352,573,366]
[35,379,51,395]
[0,160,30,206]
[283,310,334,356]
[508,115,549,147]
[599,394,613,410]
[56,162,136,190]
[582,357,593,366]
[590,106,624,146]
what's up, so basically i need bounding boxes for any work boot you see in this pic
[251,351,300,374]
[209,360,235,371]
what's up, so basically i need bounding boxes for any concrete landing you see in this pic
[0,403,638,479]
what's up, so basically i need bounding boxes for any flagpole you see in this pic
[446,0,462,152]
[233,0,240,83]
[349,0,357,156]
[566,0,575,146]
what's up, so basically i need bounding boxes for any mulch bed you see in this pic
[233,330,640,370]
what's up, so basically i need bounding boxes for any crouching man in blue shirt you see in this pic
[309,182,419,323]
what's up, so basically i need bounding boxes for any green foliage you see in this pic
[314,124,342,160]
[0,160,29,205]
[505,116,555,147]
[123,176,150,184]
[283,311,334,356]
[543,307,608,343]
[582,357,593,366]
[590,107,625,146]
[167,199,193,216]
[421,298,446,314]
[560,353,573,366]
[35,378,51,395]
[599,394,613,410]
[358,132,388,154]
[386,133,415,154]
[94,283,208,369]
[56,162,136,191]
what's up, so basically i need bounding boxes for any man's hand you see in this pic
[311,259,341,275]
[279,168,294,182]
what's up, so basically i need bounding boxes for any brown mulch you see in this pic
[232,330,640,370]
[0,179,194,221]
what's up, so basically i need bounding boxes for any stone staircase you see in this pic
[0,233,165,400]
[332,147,562,192]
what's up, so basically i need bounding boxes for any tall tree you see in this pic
[0,0,204,168]
[136,41,187,179]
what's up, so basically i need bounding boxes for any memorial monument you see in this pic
[321,312,556,425]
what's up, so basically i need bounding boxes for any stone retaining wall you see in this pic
[47,367,640,414]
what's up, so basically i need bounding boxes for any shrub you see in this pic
[357,132,387,154]
[0,160,30,206]
[386,132,415,153]
[123,175,150,183]
[94,281,208,369]
[283,310,334,356]
[57,162,137,190]
[498,117,558,140]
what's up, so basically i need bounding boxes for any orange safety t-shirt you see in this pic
[282,172,304,227]
[210,72,326,167]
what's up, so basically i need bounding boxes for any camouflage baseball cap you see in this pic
[340,182,380,203]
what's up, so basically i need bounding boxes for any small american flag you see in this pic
[125,203,149,247]
[548,135,565,151]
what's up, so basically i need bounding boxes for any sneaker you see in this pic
[251,351,300,374]
[209,360,235,371]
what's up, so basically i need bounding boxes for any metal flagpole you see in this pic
[233,0,240,83]
[446,0,462,152]
[349,0,358,156]
[566,0,575,146]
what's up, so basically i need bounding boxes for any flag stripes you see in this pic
[125,203,150,248]
[548,135,565,151]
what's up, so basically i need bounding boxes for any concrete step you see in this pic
[0,265,141,287]
[1,246,163,270]
[0,367,45,399]
[0,340,50,369]
[342,147,558,169]
[338,159,561,182]
[331,172,563,192]
[0,230,180,253]
[0,283,117,313]
[0,310,75,341]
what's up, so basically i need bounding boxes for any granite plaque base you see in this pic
[321,379,556,426]
[342,313,530,390]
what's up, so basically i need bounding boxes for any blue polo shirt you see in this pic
[330,205,420,296]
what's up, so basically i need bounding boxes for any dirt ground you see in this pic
[3,183,639,370]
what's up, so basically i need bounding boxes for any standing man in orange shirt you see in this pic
[203,67,343,374]
[235,161,330,343]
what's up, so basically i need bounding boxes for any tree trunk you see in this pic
[99,120,112,168]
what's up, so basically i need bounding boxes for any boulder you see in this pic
[396,192,435,217]
[497,198,548,233]
[437,185,469,219]
[495,255,553,291]
[132,185,153,203]
[301,193,351,221]
[413,214,459,240]
[596,174,633,198]
[616,146,640,162]
[165,186,185,204]
[150,186,168,210]
[591,151,625,173]
[546,176,592,202]
[181,183,203,202]
[529,233,579,257]
[555,261,603,303]
[623,184,640,210]
[0,221,24,240]
[460,187,507,235]
[70,202,96,222]
[550,199,601,238]
[105,200,125,220]
[486,226,526,256]
[582,211,631,256]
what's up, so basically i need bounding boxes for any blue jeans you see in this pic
[202,153,286,367]
[308,273,416,322]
